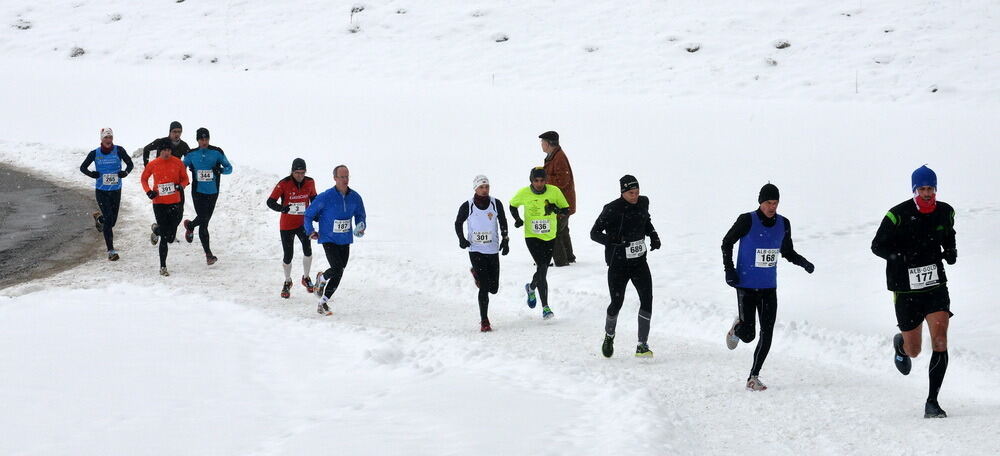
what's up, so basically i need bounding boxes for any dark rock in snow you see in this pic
[685,43,701,53]
[774,40,790,49]
[70,47,85,57]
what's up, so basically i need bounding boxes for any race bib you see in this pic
[287,202,306,215]
[333,219,351,233]
[471,231,494,244]
[531,219,551,235]
[755,248,779,268]
[197,169,214,182]
[102,173,119,186]
[157,182,176,196]
[626,240,647,259]
[908,264,939,290]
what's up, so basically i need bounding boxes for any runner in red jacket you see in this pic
[141,140,189,276]
[266,158,318,298]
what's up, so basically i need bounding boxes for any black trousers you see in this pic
[153,203,183,268]
[525,237,555,307]
[734,288,778,378]
[281,227,312,264]
[470,252,500,321]
[321,243,350,299]
[188,192,219,255]
[95,189,121,250]
[605,257,653,343]
[552,214,576,265]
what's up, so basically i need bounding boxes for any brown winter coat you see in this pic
[543,147,576,215]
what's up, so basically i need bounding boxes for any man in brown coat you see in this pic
[540,131,577,266]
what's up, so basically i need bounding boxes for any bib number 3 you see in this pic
[333,219,351,233]
[755,248,778,268]
[908,264,939,290]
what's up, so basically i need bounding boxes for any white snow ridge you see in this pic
[1,1,998,455]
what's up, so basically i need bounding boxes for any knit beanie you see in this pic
[473,174,489,190]
[758,183,780,203]
[911,165,937,192]
[620,175,639,193]
[291,158,307,173]
[169,121,182,131]
[196,127,210,140]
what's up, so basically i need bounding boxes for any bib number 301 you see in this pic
[472,231,493,244]
[908,264,939,290]
[333,219,351,233]
[755,248,778,268]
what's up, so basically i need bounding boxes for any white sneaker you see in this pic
[726,318,740,350]
[746,375,768,392]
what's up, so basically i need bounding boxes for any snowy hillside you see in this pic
[1,1,999,455]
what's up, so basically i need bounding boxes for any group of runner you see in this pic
[80,126,957,417]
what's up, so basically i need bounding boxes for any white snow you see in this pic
[1,1,999,454]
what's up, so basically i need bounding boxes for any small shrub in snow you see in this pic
[471,10,486,17]
[493,33,508,43]
[774,40,790,49]
[348,24,361,34]
[765,57,777,66]
[665,36,680,42]
[210,57,218,63]
[584,45,599,53]
[182,54,191,60]
[351,5,365,14]
[396,8,407,14]
[873,55,893,64]
[109,13,122,22]
[70,47,85,57]
[685,43,700,53]
[14,18,32,30]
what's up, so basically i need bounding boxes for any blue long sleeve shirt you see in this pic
[183,145,232,194]
[304,187,366,244]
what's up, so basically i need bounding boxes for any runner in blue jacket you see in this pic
[305,164,366,315]
[182,128,232,264]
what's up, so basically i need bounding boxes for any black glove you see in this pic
[459,238,471,249]
[801,259,815,274]
[500,237,510,256]
[514,219,524,228]
[649,236,661,251]
[725,268,739,287]
[117,171,128,178]
[544,202,557,215]
[146,190,158,200]
[281,205,291,213]
[213,164,223,175]
[942,249,957,265]
[87,171,100,179]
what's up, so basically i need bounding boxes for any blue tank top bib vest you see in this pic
[93,146,123,191]
[735,211,786,289]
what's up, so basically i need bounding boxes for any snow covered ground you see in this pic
[1,1,999,454]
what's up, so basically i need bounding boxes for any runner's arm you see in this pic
[870,213,899,260]
[494,199,509,237]
[780,217,808,266]
[590,206,613,245]
[454,202,470,243]
[721,213,751,270]
[117,147,134,175]
[142,140,158,166]
[79,150,98,178]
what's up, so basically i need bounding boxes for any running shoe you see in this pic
[602,333,615,358]
[150,223,159,245]
[893,333,911,376]
[183,219,194,243]
[726,318,740,350]
[280,280,293,299]
[746,375,768,392]
[314,272,327,298]
[107,250,119,262]
[525,283,537,308]
[301,275,315,293]
[317,300,331,316]
[206,255,218,266]
[92,211,103,232]
[481,319,492,332]
[635,342,654,358]
[924,400,947,418]
[542,305,553,319]
[159,267,169,277]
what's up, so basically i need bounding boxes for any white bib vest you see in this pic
[466,197,500,254]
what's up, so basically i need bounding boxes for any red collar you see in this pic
[914,194,937,214]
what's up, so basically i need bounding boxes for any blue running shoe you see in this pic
[542,306,553,319]
[525,283,537,308]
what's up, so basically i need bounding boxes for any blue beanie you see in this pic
[911,165,937,192]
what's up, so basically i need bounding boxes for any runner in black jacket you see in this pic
[591,175,661,358]
[871,165,956,418]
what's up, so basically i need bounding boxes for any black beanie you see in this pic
[196,127,209,140]
[169,121,182,131]
[758,183,780,203]
[529,166,546,180]
[538,131,559,142]
[620,175,639,193]
[291,158,307,173]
